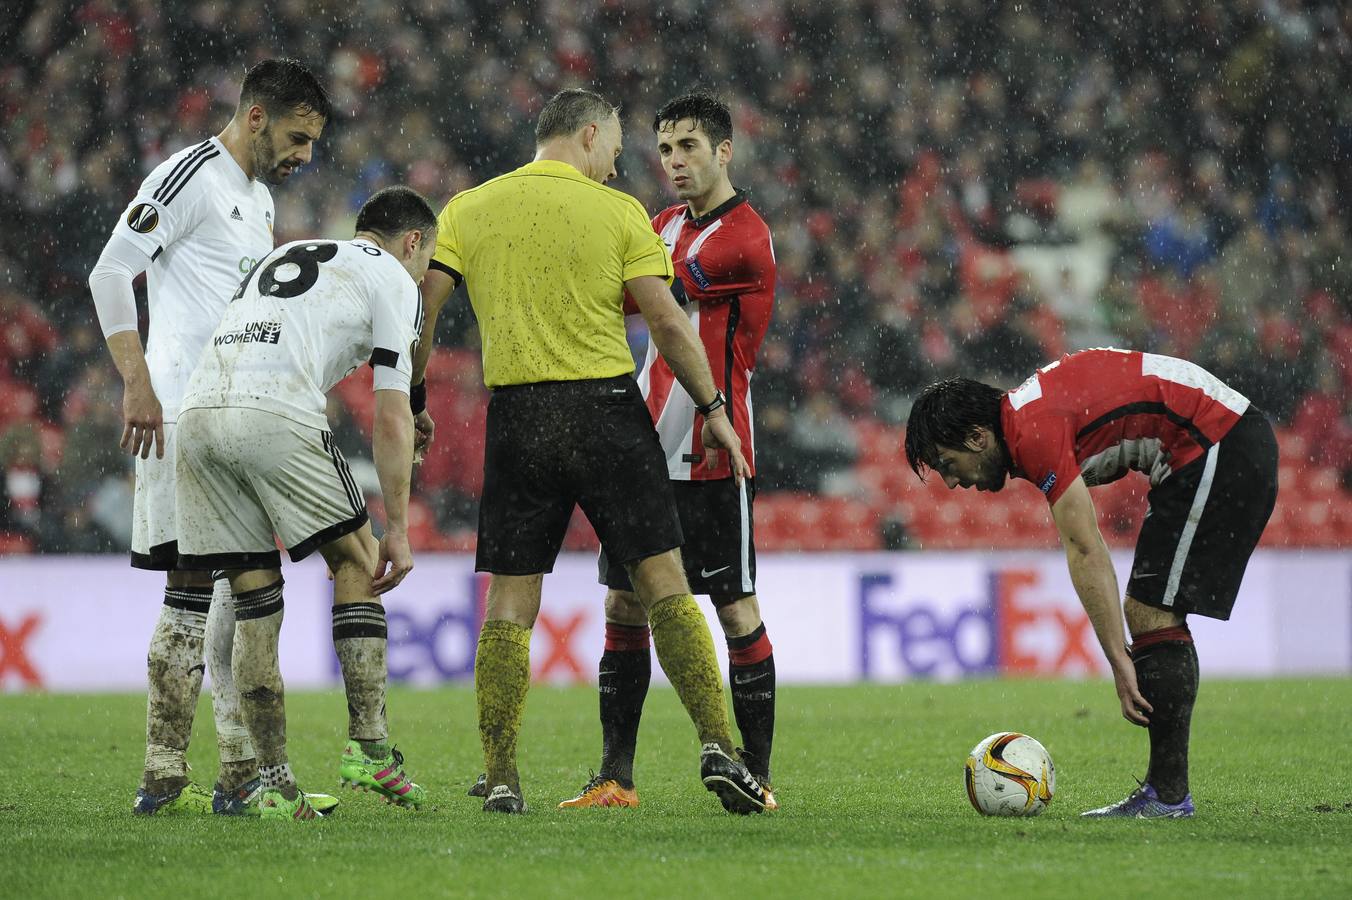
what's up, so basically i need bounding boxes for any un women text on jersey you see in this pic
[181,238,422,431]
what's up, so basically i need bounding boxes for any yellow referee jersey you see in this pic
[432,159,674,388]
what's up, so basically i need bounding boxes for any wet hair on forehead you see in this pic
[904,378,1006,476]
[653,92,732,149]
[239,57,332,121]
[355,186,437,240]
[535,89,619,143]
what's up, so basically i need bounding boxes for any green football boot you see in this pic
[214,777,340,816]
[132,781,214,816]
[258,788,320,821]
[338,740,427,808]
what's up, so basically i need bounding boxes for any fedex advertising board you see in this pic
[0,552,1348,692]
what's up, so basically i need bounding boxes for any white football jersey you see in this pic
[110,136,274,422]
[181,238,422,431]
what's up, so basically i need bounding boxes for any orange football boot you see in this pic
[558,773,639,809]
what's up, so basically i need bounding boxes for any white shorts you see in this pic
[174,407,368,570]
[131,422,181,570]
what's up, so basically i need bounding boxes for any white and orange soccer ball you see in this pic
[964,732,1055,817]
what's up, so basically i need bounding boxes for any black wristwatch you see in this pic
[695,389,727,416]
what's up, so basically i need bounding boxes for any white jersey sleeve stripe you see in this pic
[152,141,212,203]
[160,149,221,206]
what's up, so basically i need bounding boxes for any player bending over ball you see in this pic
[905,348,1277,818]
[173,187,435,820]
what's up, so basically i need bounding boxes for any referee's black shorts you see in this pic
[1126,405,1279,620]
[599,477,756,599]
[476,375,683,576]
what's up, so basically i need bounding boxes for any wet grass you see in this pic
[2,679,1350,898]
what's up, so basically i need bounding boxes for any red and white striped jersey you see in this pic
[637,192,775,480]
[1000,348,1250,505]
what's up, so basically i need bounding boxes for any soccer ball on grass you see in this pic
[964,731,1055,817]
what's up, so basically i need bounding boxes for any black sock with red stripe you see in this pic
[1131,624,1198,805]
[598,623,650,788]
[728,624,776,783]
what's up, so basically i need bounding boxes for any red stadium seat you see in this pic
[0,532,33,555]
[1275,430,1309,466]
[0,380,39,430]
[853,421,900,467]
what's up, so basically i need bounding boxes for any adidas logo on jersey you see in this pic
[230,206,243,221]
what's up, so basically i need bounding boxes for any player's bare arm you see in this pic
[105,331,165,460]
[371,388,415,594]
[1050,476,1152,726]
[626,274,749,484]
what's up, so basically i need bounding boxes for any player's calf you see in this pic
[141,585,212,798]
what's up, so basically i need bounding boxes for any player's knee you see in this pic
[604,589,645,625]
[713,593,761,636]
[319,529,379,576]
[485,574,543,628]
[1123,595,1184,638]
[227,569,282,596]
[167,569,214,590]
[627,549,690,608]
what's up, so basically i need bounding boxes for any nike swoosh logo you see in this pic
[733,671,770,684]
[700,566,732,578]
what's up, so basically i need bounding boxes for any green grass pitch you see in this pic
[2,679,1350,898]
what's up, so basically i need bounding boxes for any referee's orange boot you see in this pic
[558,773,639,809]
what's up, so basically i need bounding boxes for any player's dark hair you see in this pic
[239,58,332,120]
[535,89,618,143]
[355,186,436,240]
[905,378,1007,477]
[653,92,733,148]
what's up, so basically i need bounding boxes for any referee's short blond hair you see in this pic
[535,89,618,144]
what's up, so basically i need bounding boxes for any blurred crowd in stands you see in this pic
[2,0,1350,552]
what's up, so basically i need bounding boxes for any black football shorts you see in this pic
[476,376,683,575]
[600,476,756,599]
[1127,406,1278,620]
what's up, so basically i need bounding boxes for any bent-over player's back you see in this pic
[181,238,420,432]
[1001,348,1250,502]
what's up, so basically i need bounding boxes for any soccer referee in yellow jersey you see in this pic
[414,89,769,815]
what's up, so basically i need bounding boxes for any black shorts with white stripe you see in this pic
[1127,406,1278,620]
[599,477,757,599]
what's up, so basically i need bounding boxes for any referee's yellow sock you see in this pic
[475,619,532,792]
[648,593,736,752]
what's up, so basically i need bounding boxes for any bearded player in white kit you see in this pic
[173,186,435,820]
[86,59,335,815]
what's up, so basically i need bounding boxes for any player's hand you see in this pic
[121,378,166,460]
[1110,656,1152,726]
[700,409,751,486]
[372,528,414,595]
[413,410,435,464]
